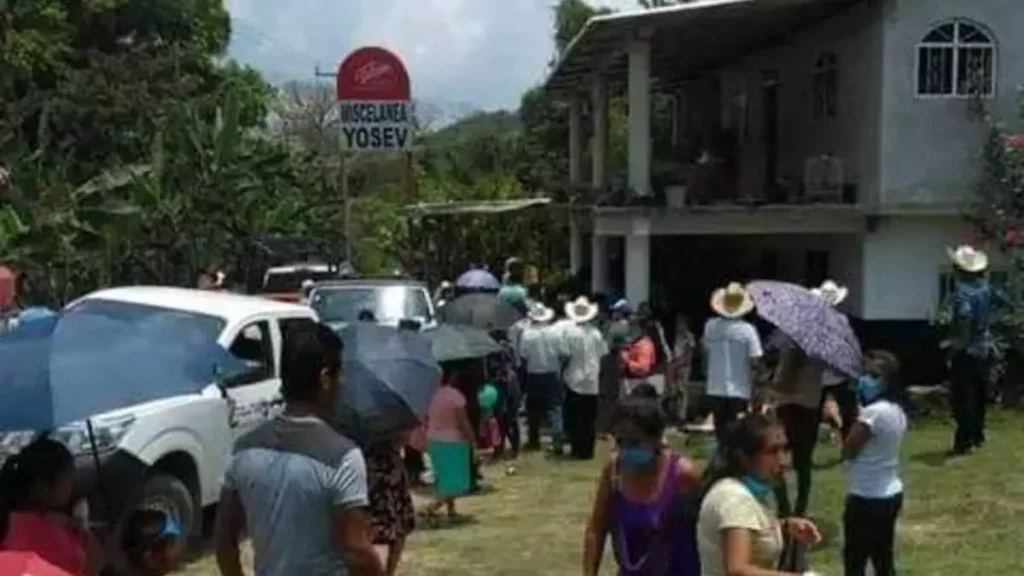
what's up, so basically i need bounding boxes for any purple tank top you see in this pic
[609,455,700,576]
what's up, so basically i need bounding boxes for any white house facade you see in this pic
[546,0,1024,329]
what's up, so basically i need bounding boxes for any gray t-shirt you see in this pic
[225,414,368,576]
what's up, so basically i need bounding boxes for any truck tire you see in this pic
[141,473,196,539]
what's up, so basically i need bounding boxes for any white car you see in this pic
[309,278,436,331]
[0,286,318,538]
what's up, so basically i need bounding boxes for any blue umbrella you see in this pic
[0,306,246,432]
[334,323,441,444]
[455,268,500,291]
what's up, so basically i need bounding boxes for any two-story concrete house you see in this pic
[545,0,1023,376]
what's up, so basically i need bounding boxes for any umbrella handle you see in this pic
[86,420,115,528]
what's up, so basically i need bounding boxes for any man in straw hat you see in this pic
[519,302,565,453]
[943,244,992,456]
[702,282,764,446]
[560,296,608,460]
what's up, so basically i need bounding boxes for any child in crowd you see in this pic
[121,509,183,576]
[477,381,501,455]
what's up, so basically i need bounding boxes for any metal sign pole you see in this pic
[342,154,352,263]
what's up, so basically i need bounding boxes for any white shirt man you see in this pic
[560,297,607,460]
[519,305,566,451]
[702,283,764,443]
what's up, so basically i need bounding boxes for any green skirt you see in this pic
[427,439,471,498]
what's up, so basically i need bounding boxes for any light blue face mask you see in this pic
[618,446,657,469]
[857,375,883,405]
[740,475,773,502]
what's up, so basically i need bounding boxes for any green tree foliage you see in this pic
[0,0,335,303]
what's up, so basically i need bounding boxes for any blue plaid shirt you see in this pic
[953,279,992,359]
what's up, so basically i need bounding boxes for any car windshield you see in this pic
[66,298,226,353]
[263,269,339,293]
[311,286,431,324]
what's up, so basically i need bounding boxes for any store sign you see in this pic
[336,47,413,152]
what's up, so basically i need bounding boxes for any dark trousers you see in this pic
[525,372,562,448]
[709,396,748,446]
[843,493,903,576]
[950,352,988,451]
[774,404,821,517]
[824,382,859,439]
[563,388,598,460]
[495,386,522,457]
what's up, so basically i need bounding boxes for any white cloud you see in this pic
[227,0,643,110]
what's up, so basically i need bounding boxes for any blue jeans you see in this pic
[525,372,564,449]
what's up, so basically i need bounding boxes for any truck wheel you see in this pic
[141,474,196,539]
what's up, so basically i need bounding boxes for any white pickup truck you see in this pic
[0,286,318,538]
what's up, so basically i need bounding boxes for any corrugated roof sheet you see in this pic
[403,197,552,217]
[544,0,862,95]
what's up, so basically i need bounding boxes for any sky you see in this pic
[225,0,638,112]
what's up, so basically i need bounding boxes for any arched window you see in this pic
[812,51,838,119]
[916,20,995,97]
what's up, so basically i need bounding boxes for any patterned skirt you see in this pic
[366,447,415,544]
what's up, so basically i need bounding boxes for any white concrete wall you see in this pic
[860,215,971,320]
[717,2,884,203]
[879,0,1024,206]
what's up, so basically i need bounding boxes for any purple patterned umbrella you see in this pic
[747,280,863,378]
[456,268,501,291]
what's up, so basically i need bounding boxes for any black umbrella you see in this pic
[437,293,523,331]
[333,323,442,445]
[423,324,502,363]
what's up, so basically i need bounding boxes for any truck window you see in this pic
[226,321,273,387]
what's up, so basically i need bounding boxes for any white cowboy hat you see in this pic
[564,296,600,324]
[710,282,755,318]
[947,245,988,273]
[527,302,554,323]
[811,280,848,306]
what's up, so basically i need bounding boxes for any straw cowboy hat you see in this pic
[710,282,755,318]
[947,244,989,273]
[811,280,848,306]
[527,302,555,323]
[565,296,600,324]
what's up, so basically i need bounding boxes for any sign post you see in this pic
[335,47,415,262]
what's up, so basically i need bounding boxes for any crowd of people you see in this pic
[0,242,995,576]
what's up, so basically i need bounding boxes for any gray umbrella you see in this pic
[333,323,442,444]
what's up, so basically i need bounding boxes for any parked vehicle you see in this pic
[261,262,356,302]
[0,286,318,539]
[309,278,436,331]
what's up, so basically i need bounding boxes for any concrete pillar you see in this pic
[591,76,609,189]
[625,217,651,305]
[591,234,609,294]
[627,38,652,197]
[569,97,583,186]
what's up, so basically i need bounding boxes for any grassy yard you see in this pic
[177,411,1024,575]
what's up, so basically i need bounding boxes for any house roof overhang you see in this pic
[544,0,864,97]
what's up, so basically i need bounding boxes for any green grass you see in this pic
[177,412,1024,575]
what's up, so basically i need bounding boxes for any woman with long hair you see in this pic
[0,437,103,575]
[696,415,822,576]
[842,350,907,576]
[582,395,702,575]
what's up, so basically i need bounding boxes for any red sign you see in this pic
[336,47,411,102]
